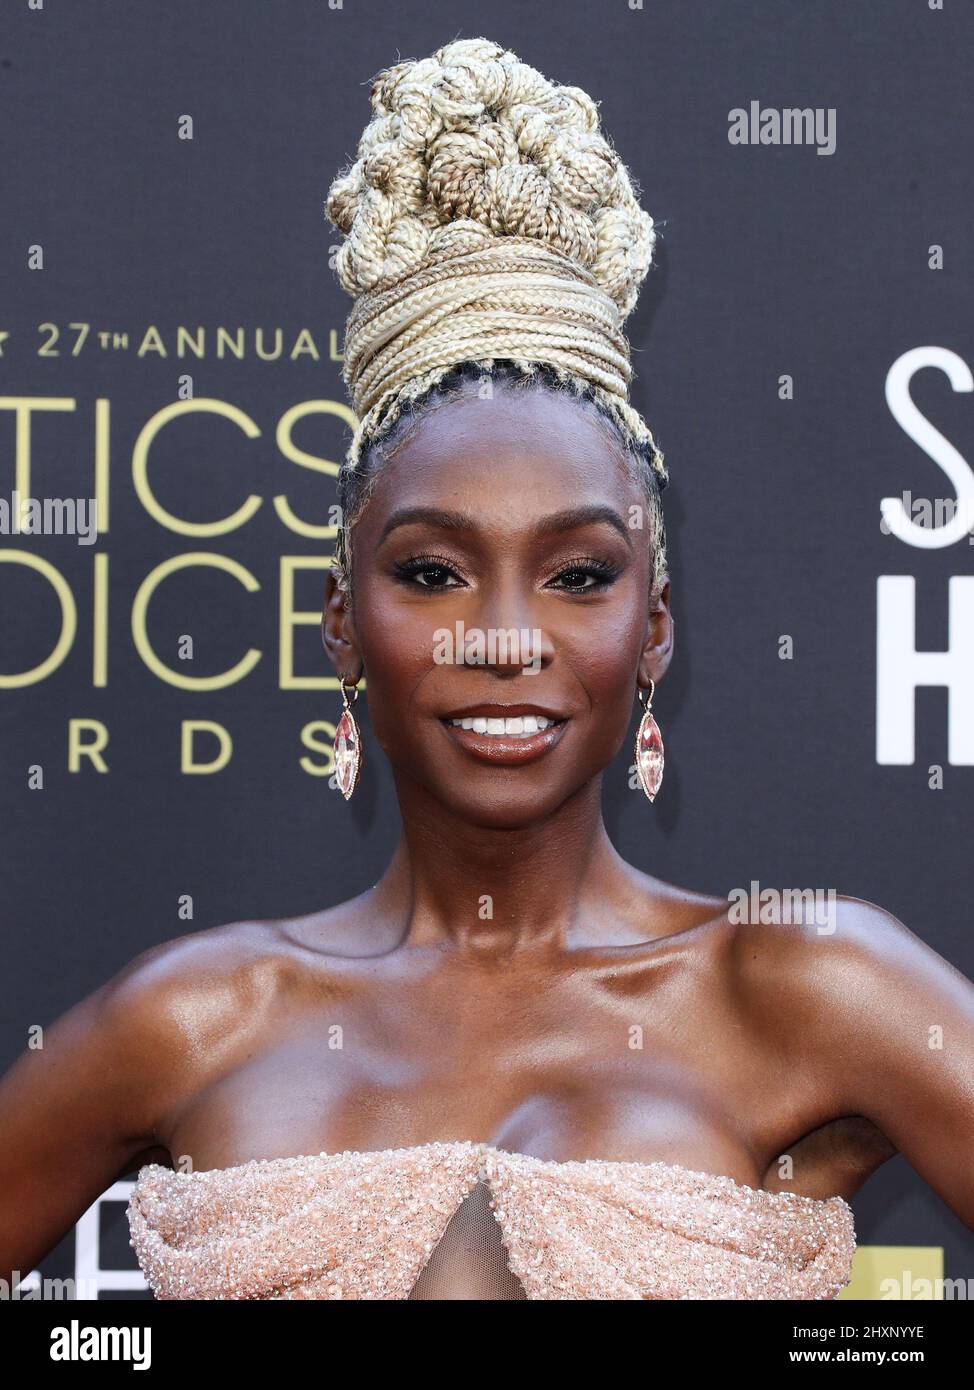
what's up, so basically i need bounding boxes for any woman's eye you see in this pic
[392,555,619,592]
[393,556,464,589]
[413,565,457,589]
[548,561,620,592]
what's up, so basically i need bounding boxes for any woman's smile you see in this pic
[438,703,570,765]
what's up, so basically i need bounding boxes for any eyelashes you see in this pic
[392,553,465,589]
[391,553,623,593]
[552,556,621,592]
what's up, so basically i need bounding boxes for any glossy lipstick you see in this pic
[439,704,569,766]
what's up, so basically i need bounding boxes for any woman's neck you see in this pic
[369,774,641,956]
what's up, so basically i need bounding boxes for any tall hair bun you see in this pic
[325,37,655,320]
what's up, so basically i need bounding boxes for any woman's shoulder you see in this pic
[90,921,291,1079]
[720,889,973,1065]
[633,875,931,999]
[87,905,378,1131]
[710,886,914,989]
[722,888,923,971]
[621,871,889,947]
[104,895,381,1023]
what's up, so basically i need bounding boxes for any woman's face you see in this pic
[325,381,672,829]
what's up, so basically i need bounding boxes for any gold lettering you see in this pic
[0,551,77,687]
[132,399,262,536]
[132,553,261,689]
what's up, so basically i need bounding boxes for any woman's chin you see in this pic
[410,769,601,832]
[432,797,572,832]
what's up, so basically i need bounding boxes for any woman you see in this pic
[1,36,973,1301]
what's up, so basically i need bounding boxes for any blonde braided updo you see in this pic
[324,37,667,597]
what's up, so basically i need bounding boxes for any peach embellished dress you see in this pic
[126,1140,856,1300]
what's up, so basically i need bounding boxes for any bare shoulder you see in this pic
[109,887,389,1031]
[105,916,286,1018]
[727,889,972,996]
[727,891,974,1106]
[103,895,381,1043]
[86,920,287,1094]
[792,892,974,1050]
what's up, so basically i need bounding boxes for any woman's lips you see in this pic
[438,715,568,765]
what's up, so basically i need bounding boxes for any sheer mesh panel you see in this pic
[407,1179,528,1300]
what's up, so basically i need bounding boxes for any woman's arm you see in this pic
[0,926,254,1287]
[0,962,163,1286]
[787,896,974,1230]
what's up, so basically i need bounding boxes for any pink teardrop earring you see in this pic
[334,675,363,801]
[634,679,664,802]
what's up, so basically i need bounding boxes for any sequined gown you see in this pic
[125,1139,855,1301]
[126,1140,856,1300]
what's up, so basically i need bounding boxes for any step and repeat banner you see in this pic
[1,0,972,1299]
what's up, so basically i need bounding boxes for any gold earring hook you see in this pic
[638,678,655,709]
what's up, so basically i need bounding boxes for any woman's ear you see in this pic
[637,575,674,689]
[321,567,363,684]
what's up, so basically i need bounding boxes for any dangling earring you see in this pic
[634,679,664,802]
[334,675,362,800]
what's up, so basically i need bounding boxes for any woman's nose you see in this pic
[461,595,555,674]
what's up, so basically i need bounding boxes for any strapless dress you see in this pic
[126,1140,857,1300]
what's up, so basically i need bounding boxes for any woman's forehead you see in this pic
[363,388,639,511]
[394,382,625,455]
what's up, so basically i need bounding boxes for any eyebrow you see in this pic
[376,503,632,548]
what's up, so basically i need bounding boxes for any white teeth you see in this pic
[446,715,559,737]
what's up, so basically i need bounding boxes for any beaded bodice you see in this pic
[127,1140,856,1301]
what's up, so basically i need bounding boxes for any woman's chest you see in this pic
[162,959,803,1187]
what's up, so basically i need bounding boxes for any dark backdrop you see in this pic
[1,0,971,1298]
